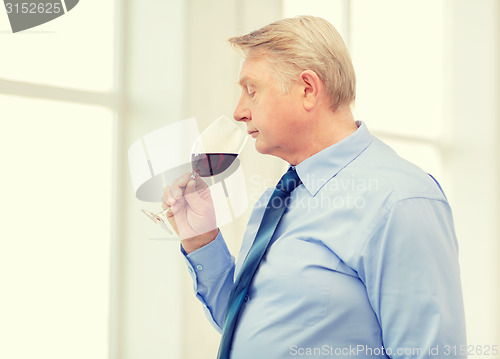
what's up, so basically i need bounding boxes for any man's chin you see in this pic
[254,139,268,154]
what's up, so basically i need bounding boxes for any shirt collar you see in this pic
[294,121,373,197]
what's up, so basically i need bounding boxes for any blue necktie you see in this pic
[217,167,302,359]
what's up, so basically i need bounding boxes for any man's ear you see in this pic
[299,70,321,111]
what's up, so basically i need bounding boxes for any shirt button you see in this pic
[196,264,203,271]
[244,295,249,302]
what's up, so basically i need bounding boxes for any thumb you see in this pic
[184,179,205,208]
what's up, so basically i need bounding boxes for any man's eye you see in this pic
[246,87,255,97]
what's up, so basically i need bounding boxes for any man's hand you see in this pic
[162,172,219,253]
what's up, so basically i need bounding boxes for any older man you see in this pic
[165,16,466,359]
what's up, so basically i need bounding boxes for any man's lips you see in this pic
[248,130,259,138]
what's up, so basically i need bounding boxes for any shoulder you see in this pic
[349,136,448,204]
[316,136,453,266]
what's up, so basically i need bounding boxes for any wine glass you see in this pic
[142,115,248,234]
[191,115,248,178]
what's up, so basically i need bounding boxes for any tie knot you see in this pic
[276,167,302,193]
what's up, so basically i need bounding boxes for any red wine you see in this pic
[191,153,238,177]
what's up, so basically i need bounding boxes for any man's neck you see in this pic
[288,107,358,165]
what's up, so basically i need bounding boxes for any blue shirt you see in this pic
[183,122,466,359]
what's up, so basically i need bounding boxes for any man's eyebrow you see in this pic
[238,75,254,86]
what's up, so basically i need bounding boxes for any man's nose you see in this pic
[233,96,251,123]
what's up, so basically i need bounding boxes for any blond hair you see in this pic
[228,16,356,111]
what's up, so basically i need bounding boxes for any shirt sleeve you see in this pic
[358,197,467,358]
[181,231,235,332]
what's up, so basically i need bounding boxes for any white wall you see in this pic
[113,1,187,358]
[444,0,500,347]
[0,3,115,359]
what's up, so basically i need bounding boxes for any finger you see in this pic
[184,179,208,210]
[165,206,175,218]
[193,175,209,192]
[161,198,170,210]
[164,186,176,205]
[171,172,193,199]
[180,174,209,196]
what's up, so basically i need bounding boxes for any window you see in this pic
[283,0,446,186]
[0,2,116,358]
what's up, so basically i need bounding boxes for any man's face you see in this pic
[233,55,303,161]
